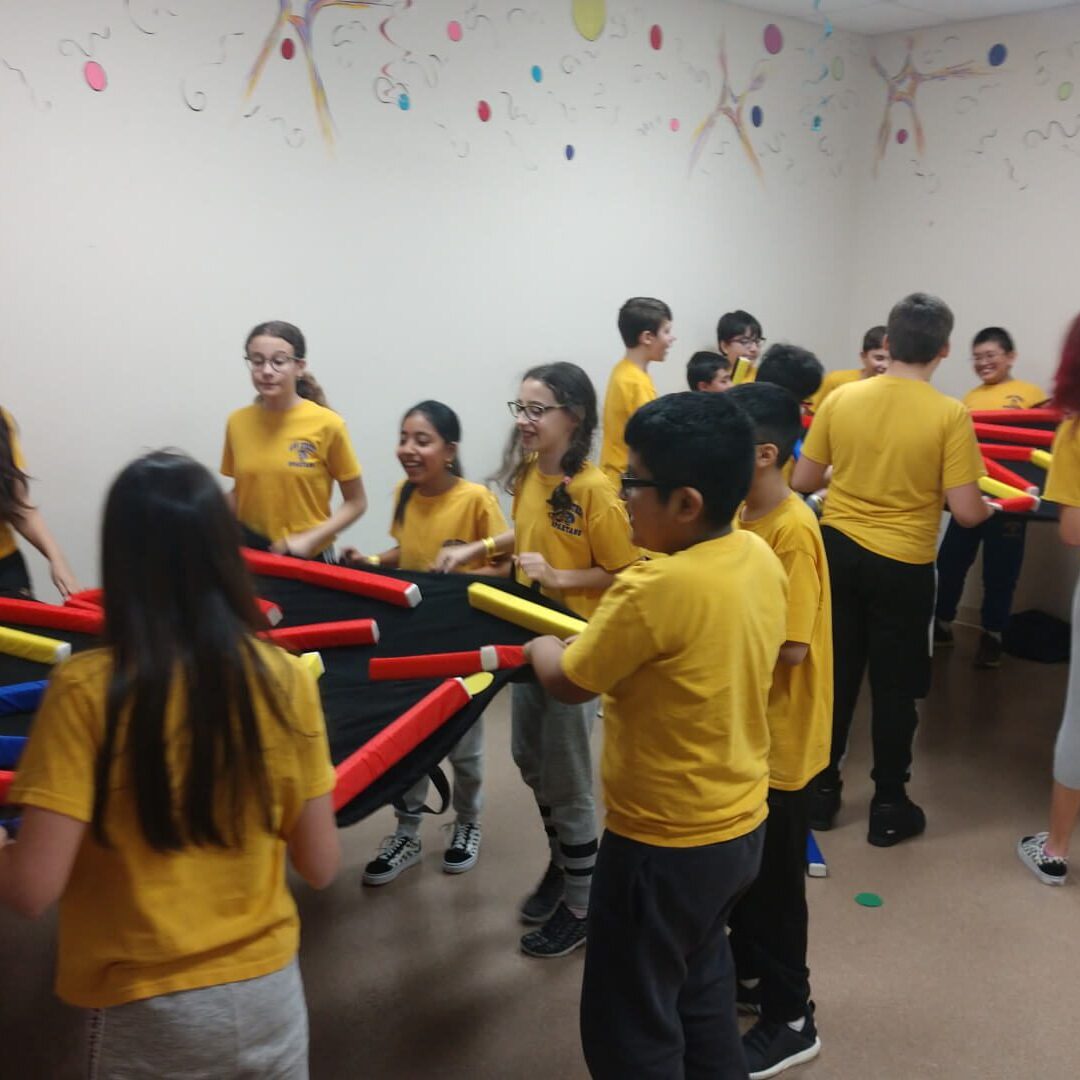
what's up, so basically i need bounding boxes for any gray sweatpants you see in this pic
[86,959,308,1079]
[1054,577,1080,790]
[511,681,598,911]
[397,718,484,837]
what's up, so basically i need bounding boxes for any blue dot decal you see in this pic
[988,43,1007,67]
[751,105,763,127]
[531,64,543,83]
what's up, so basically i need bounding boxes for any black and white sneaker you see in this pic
[520,901,587,958]
[743,1011,821,1079]
[519,861,565,924]
[443,821,482,874]
[868,796,926,848]
[362,833,421,886]
[1017,832,1068,886]
[808,774,842,832]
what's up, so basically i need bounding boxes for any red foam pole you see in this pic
[976,442,1037,462]
[492,645,527,669]
[332,678,471,810]
[801,413,813,430]
[0,598,104,636]
[0,769,13,804]
[970,408,1061,425]
[256,598,283,626]
[972,423,1054,447]
[64,588,103,610]
[368,645,527,682]
[983,457,1039,494]
[263,619,379,651]
[990,495,1038,514]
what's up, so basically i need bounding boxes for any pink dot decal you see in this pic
[84,60,107,92]
[477,99,491,122]
[281,38,295,60]
[448,21,463,42]
[650,25,663,50]
[764,24,783,55]
[669,118,680,132]
[897,128,909,144]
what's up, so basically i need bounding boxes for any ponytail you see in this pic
[0,411,31,525]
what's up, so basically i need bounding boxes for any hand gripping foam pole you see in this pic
[241,548,421,609]
[369,645,527,682]
[263,620,379,651]
[0,598,103,636]
[332,673,494,811]
[979,475,1038,504]
[982,457,1040,495]
[468,583,586,639]
[972,423,1054,448]
[969,408,1062,425]
[0,680,48,717]
[990,495,1039,514]
[0,735,27,769]
[0,626,70,665]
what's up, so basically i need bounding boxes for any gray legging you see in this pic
[1053,576,1080,790]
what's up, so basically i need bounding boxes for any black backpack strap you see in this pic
[391,765,451,816]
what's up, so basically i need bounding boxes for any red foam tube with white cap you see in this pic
[0,598,103,636]
[262,620,379,651]
[368,645,527,682]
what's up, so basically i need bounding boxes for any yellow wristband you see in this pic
[482,536,497,559]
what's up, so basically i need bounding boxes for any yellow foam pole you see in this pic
[979,476,1028,501]
[300,651,325,680]
[462,672,495,696]
[731,356,756,385]
[1030,449,1053,470]
[0,625,70,664]
[468,583,586,639]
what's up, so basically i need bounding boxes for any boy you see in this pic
[809,325,889,412]
[936,327,1047,669]
[687,349,732,392]
[793,293,990,845]
[717,309,765,369]
[599,297,674,486]
[727,383,831,1079]
[526,392,787,1079]
[756,344,825,411]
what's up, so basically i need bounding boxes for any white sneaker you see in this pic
[442,821,482,874]
[363,833,421,886]
[1017,832,1068,886]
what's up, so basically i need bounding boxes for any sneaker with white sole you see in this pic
[442,821,481,874]
[1017,832,1068,886]
[362,833,421,886]
[519,861,565,924]
[743,1010,821,1079]
[520,901,587,958]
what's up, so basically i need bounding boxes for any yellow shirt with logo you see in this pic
[390,479,508,572]
[0,409,26,560]
[962,379,1047,411]
[802,376,984,565]
[512,460,639,618]
[736,494,832,791]
[562,532,787,847]
[221,400,362,552]
[9,642,336,1009]
[810,369,862,412]
[600,359,656,486]
[1046,419,1080,507]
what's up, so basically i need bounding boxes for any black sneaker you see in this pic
[736,979,763,1016]
[743,1012,821,1079]
[868,797,926,847]
[933,618,954,647]
[974,631,1003,669]
[442,821,481,874]
[808,775,842,832]
[519,861,565,924]
[1017,832,1068,886]
[362,833,421,886]
[520,902,587,958]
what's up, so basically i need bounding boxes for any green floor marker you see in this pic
[855,892,883,908]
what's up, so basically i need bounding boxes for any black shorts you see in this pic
[0,548,32,599]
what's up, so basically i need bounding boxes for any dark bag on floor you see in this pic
[1003,610,1071,663]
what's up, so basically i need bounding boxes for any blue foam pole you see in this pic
[0,735,27,769]
[0,680,48,717]
[806,830,827,878]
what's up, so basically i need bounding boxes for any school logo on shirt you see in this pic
[1003,395,1025,409]
[549,501,584,537]
[288,440,318,469]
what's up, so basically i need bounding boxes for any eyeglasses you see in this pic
[507,401,565,422]
[733,336,764,348]
[619,475,664,496]
[244,353,297,372]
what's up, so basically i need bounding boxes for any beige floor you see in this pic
[4,626,1079,1079]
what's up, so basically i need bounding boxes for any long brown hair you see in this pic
[0,411,31,525]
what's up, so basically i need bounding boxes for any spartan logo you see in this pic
[549,500,584,537]
[288,440,318,468]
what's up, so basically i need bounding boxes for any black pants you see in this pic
[823,526,934,793]
[728,787,811,1023]
[238,524,336,564]
[0,549,32,598]
[580,826,764,1080]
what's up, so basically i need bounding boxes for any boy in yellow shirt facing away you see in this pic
[936,327,1047,669]
[727,383,831,1079]
[599,297,674,486]
[687,350,732,392]
[794,294,990,846]
[809,325,889,412]
[527,392,787,1079]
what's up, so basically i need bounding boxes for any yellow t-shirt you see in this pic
[1046,419,1080,506]
[962,379,1047,411]
[221,400,362,552]
[512,460,639,618]
[563,531,787,847]
[802,376,984,564]
[600,359,656,486]
[810,369,862,412]
[0,408,26,560]
[389,478,508,572]
[736,494,832,791]
[9,643,335,1009]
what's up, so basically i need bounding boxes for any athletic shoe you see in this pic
[520,902,587,958]
[743,1011,821,1079]
[808,775,842,832]
[1017,831,1068,886]
[974,631,1003,670]
[362,833,421,886]
[868,797,926,848]
[736,979,763,1016]
[519,861,565,924]
[442,821,481,874]
[933,618,954,647]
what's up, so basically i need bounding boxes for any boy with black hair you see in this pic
[726,383,831,1079]
[756,344,825,409]
[794,293,989,846]
[600,297,675,486]
[687,349,732,392]
[526,392,787,1079]
[810,325,889,411]
[717,309,765,370]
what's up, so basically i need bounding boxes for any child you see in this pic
[526,391,787,1077]
[794,294,990,845]
[340,401,508,884]
[686,350,732,392]
[0,408,79,599]
[727,383,832,1079]
[222,320,367,560]
[810,325,889,412]
[756,344,825,411]
[936,328,1048,668]
[717,309,765,379]
[490,362,639,957]
[1018,314,1080,885]
[0,451,340,1075]
[599,297,674,486]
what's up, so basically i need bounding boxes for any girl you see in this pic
[222,321,367,560]
[339,401,508,885]
[1018,314,1080,885]
[0,451,340,1077]
[0,407,79,598]
[443,363,639,958]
